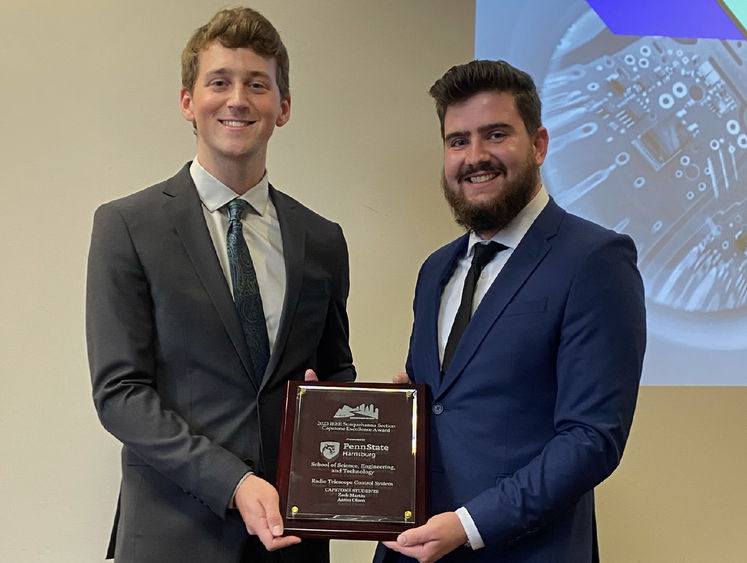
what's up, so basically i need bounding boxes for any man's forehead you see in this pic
[198,42,274,66]
[195,43,276,81]
[446,90,516,114]
[444,91,520,129]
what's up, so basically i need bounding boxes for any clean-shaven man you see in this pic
[86,7,354,562]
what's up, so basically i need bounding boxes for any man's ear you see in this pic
[532,126,549,166]
[180,88,195,123]
[276,94,291,127]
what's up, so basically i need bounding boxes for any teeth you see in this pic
[469,173,496,183]
[222,120,250,127]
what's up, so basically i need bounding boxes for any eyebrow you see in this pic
[203,68,272,80]
[444,122,515,143]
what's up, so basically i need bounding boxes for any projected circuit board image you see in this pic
[540,11,747,349]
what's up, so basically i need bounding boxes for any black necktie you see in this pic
[226,199,270,386]
[442,241,507,374]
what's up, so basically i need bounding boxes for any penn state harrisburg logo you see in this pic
[320,441,340,461]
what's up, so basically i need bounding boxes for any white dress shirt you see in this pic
[190,159,286,353]
[440,186,550,549]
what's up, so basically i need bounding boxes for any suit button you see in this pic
[432,403,444,415]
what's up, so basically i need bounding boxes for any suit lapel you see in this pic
[161,165,259,389]
[438,200,565,395]
[264,186,305,387]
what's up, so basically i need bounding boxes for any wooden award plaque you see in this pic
[276,380,429,540]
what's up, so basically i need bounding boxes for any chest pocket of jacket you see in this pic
[502,298,547,317]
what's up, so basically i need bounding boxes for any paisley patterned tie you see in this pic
[226,199,270,386]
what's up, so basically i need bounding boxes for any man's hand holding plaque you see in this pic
[235,475,301,551]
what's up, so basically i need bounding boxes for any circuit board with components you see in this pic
[542,14,747,347]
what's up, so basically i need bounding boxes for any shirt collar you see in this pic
[467,184,550,255]
[189,158,270,215]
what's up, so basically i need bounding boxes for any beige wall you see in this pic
[597,386,747,562]
[0,1,743,562]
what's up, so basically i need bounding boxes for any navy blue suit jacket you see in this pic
[375,198,645,563]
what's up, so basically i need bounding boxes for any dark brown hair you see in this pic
[429,60,541,138]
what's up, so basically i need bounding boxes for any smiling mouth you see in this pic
[467,173,498,183]
[220,119,255,127]
[461,170,505,185]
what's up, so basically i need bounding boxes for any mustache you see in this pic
[458,161,506,181]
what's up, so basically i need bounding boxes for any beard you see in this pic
[442,152,540,236]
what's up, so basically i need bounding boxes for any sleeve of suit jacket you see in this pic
[301,221,355,382]
[86,201,253,518]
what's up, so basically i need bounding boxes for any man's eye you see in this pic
[488,131,505,141]
[449,138,467,148]
[210,80,227,88]
[249,82,267,90]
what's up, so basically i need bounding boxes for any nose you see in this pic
[227,84,250,110]
[465,138,489,165]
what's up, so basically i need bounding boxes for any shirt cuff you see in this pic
[229,471,254,509]
[455,506,485,550]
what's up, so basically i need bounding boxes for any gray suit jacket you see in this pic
[86,164,355,562]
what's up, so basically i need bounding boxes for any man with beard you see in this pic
[374,60,646,563]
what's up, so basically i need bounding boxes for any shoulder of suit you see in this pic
[96,163,194,212]
[269,184,341,228]
[551,206,637,260]
[557,208,629,241]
